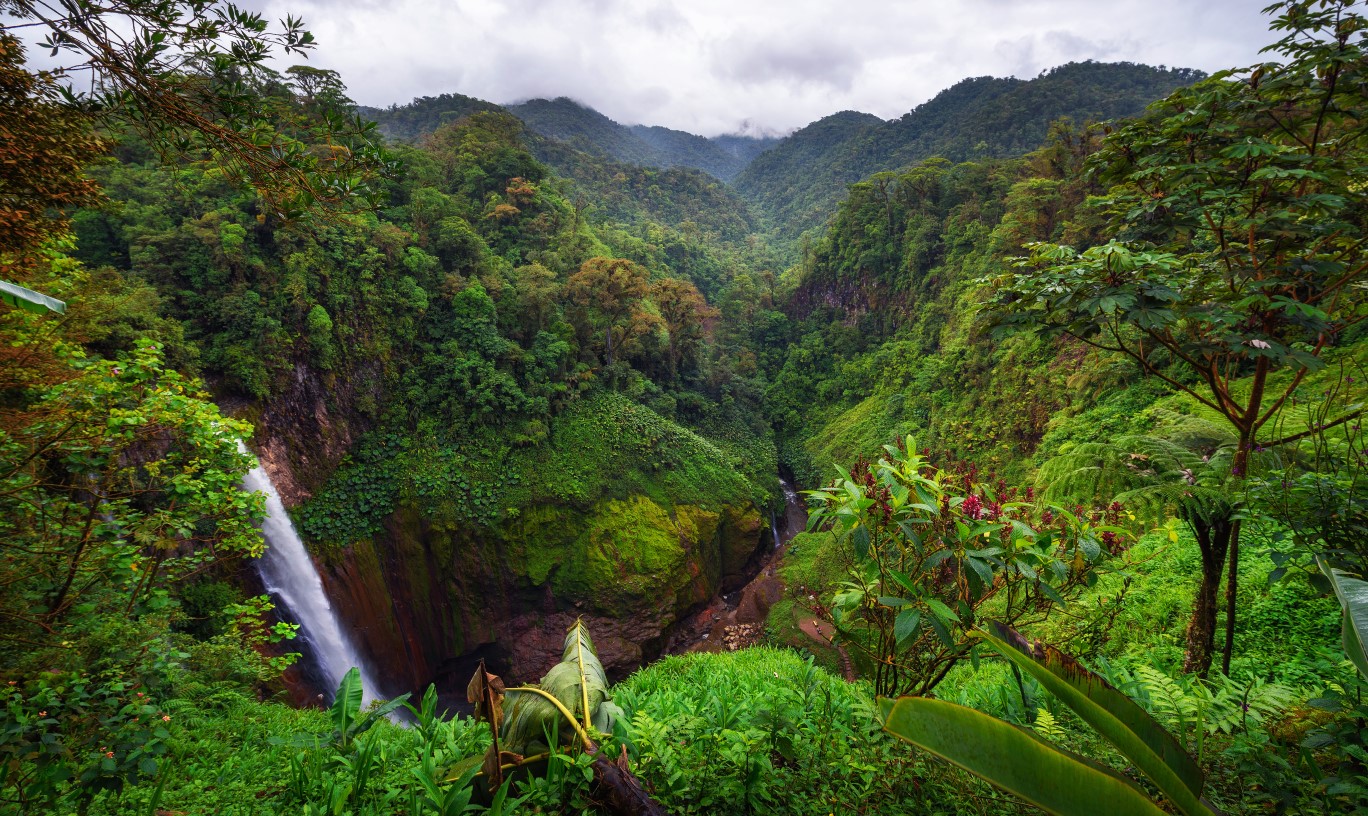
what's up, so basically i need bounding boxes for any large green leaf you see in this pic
[1319,557,1368,681]
[0,280,65,315]
[349,694,411,743]
[501,619,616,754]
[880,696,1168,816]
[330,667,363,741]
[975,625,1217,816]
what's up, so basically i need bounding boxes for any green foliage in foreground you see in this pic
[36,649,1034,816]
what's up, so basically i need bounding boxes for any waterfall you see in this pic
[777,477,806,548]
[240,443,383,704]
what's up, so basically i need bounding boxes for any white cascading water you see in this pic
[239,442,383,704]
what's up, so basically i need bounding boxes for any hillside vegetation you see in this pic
[3,2,1368,816]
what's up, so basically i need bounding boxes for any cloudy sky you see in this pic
[24,0,1280,137]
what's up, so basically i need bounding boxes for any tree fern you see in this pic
[1037,414,1238,526]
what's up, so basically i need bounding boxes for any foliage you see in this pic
[495,620,621,759]
[972,624,1212,815]
[736,61,1201,252]
[0,338,265,649]
[328,668,409,751]
[1320,559,1368,681]
[805,438,1127,696]
[0,659,177,812]
[1,0,396,217]
[1036,419,1242,673]
[0,34,105,267]
[614,647,1010,816]
[999,1,1368,442]
[881,695,1172,816]
[984,0,1368,673]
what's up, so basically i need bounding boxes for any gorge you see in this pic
[4,4,1364,812]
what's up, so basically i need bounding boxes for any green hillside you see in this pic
[733,61,1203,252]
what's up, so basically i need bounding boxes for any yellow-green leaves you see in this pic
[880,697,1169,816]
[975,625,1216,816]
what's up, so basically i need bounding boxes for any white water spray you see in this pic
[240,442,383,704]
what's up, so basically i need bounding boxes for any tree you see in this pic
[0,35,104,270]
[0,340,263,644]
[985,0,1368,674]
[0,0,396,217]
[565,257,655,367]
[1035,414,1238,674]
[649,277,717,381]
[805,439,1125,698]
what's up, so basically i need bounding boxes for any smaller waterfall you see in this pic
[240,443,383,704]
[778,478,805,544]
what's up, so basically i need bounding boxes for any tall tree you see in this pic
[0,35,104,267]
[986,0,1368,674]
[650,277,717,381]
[565,257,654,367]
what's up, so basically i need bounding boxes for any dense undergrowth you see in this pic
[5,2,1368,814]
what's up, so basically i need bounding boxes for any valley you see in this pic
[2,2,1366,814]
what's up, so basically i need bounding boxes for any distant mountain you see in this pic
[507,97,662,166]
[733,61,1205,248]
[361,94,777,182]
[507,98,776,182]
[710,133,783,165]
[356,92,502,143]
[629,124,778,181]
[358,61,1201,252]
[730,110,884,247]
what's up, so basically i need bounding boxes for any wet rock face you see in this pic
[500,609,672,682]
[315,497,769,696]
[255,361,383,504]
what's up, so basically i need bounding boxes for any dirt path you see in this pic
[797,617,857,682]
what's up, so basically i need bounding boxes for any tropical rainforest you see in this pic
[3,1,1368,815]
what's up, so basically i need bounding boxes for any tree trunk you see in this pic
[1221,518,1242,675]
[590,749,669,816]
[1182,516,1231,677]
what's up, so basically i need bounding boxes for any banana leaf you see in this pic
[330,667,364,741]
[880,696,1168,816]
[501,619,620,754]
[974,624,1217,816]
[328,667,408,749]
[1319,557,1368,681]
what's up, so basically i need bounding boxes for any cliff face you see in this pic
[250,366,774,697]
[318,495,765,694]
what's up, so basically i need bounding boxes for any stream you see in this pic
[662,476,808,655]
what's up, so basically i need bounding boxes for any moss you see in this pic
[580,497,693,606]
[720,505,764,579]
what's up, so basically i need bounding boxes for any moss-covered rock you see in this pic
[311,392,779,693]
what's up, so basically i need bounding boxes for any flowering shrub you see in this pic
[805,437,1130,697]
[0,671,174,813]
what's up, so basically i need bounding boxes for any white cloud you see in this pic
[11,0,1276,137]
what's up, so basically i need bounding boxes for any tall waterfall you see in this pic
[240,443,383,704]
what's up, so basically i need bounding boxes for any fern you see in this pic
[1038,418,1238,526]
[1032,707,1067,742]
[1117,663,1303,749]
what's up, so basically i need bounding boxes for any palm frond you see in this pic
[1038,423,1237,524]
